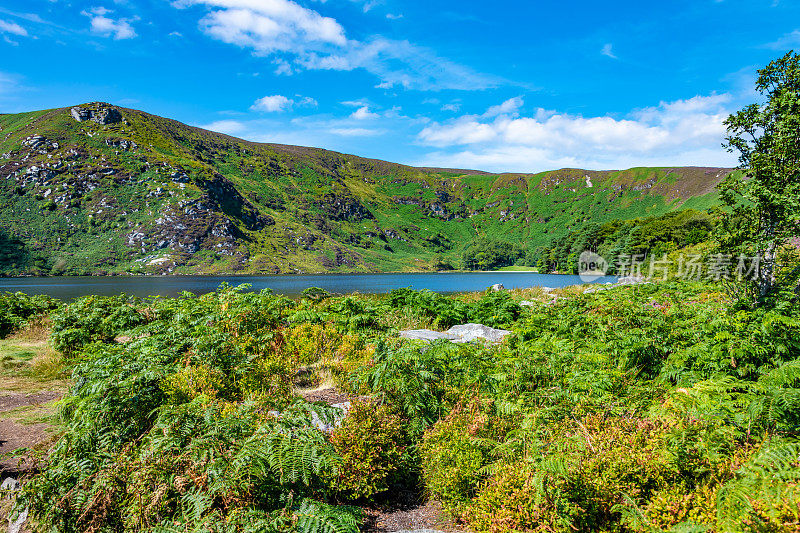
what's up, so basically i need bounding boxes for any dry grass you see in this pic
[9,315,52,343]
[0,320,69,394]
[0,401,59,426]
[381,306,436,331]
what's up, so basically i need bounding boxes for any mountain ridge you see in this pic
[0,102,731,276]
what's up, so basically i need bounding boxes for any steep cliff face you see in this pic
[0,103,730,275]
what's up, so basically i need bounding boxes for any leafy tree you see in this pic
[720,52,800,304]
[462,239,522,271]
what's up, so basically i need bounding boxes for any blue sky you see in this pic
[1,0,798,172]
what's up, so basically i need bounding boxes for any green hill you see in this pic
[0,102,730,275]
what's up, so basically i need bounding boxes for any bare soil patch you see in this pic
[0,391,61,413]
[362,488,459,533]
[0,392,61,476]
[300,387,353,404]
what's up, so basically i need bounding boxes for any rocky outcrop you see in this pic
[399,329,458,342]
[105,138,138,151]
[316,192,374,221]
[400,323,512,344]
[126,199,240,257]
[393,195,460,220]
[2,477,27,533]
[93,107,122,125]
[70,107,92,122]
[198,173,274,231]
[70,104,122,125]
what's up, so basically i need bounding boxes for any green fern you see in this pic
[717,439,800,532]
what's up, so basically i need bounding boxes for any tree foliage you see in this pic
[462,239,523,271]
[720,51,800,305]
[536,209,715,274]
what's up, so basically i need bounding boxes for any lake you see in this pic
[0,272,618,299]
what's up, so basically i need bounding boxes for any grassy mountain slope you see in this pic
[0,102,730,275]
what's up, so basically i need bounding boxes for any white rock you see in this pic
[399,329,458,342]
[446,323,512,344]
[617,276,647,285]
[489,283,505,292]
[1,477,19,492]
[310,402,350,432]
[400,324,512,345]
[8,507,28,533]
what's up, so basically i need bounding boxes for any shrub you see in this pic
[326,399,409,500]
[352,341,463,438]
[420,402,495,513]
[468,290,522,328]
[0,291,58,338]
[643,483,718,531]
[18,286,364,533]
[465,461,579,533]
[387,288,521,329]
[50,294,147,356]
[465,415,682,533]
[388,288,469,329]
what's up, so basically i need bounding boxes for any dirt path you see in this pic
[0,392,62,476]
[362,489,458,532]
[298,388,461,533]
[0,334,66,477]
[0,330,66,533]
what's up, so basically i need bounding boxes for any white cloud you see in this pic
[386,13,403,19]
[351,105,378,119]
[297,96,318,107]
[273,58,293,75]
[199,119,247,135]
[0,71,19,97]
[182,0,346,54]
[82,7,137,40]
[416,94,739,172]
[483,96,523,118]
[601,43,617,59]
[176,0,501,90]
[0,19,27,37]
[763,29,800,49]
[250,94,318,112]
[251,94,293,112]
[329,127,383,136]
[441,103,460,112]
[299,37,501,90]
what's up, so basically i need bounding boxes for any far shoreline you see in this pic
[0,268,555,279]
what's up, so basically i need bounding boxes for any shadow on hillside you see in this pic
[0,229,30,273]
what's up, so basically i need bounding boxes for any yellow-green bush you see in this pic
[283,323,341,366]
[465,415,682,533]
[325,399,409,500]
[465,460,578,533]
[161,364,227,404]
[643,483,718,531]
[420,402,497,513]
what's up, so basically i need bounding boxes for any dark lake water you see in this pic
[0,272,618,299]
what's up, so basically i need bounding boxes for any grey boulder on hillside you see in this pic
[70,104,122,125]
[400,323,511,344]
